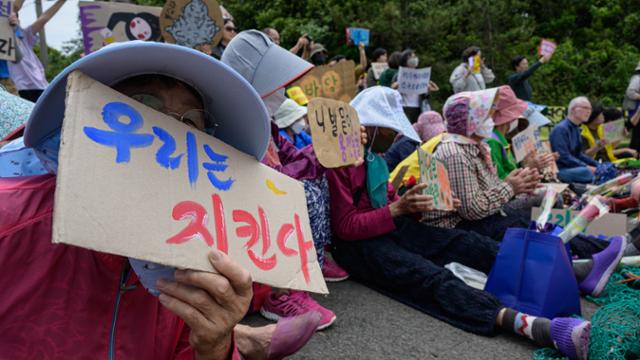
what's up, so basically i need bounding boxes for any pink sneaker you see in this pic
[260,291,336,330]
[322,257,349,282]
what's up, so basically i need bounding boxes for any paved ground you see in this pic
[243,280,599,360]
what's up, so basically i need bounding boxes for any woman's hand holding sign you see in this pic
[157,250,253,360]
[390,183,435,217]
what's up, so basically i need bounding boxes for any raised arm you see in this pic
[30,0,66,35]
[13,0,25,13]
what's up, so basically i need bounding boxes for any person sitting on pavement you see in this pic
[274,99,312,149]
[581,104,638,164]
[384,111,445,171]
[0,41,325,360]
[550,96,600,184]
[326,85,626,360]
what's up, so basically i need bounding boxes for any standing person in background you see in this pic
[392,49,439,122]
[8,0,67,102]
[507,53,552,101]
[289,34,311,59]
[262,28,280,45]
[366,48,387,88]
[378,51,401,88]
[449,46,495,93]
[211,19,237,59]
[308,43,328,66]
[623,62,640,118]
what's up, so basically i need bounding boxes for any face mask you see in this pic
[290,120,306,134]
[263,89,286,117]
[508,120,518,133]
[407,57,419,68]
[474,118,495,138]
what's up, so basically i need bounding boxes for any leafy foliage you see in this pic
[48,0,640,108]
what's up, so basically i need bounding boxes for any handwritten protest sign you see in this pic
[307,98,363,168]
[0,0,15,62]
[291,60,357,102]
[54,71,327,294]
[390,165,409,191]
[160,0,224,48]
[539,39,557,57]
[346,27,369,46]
[417,147,454,211]
[603,119,626,143]
[511,126,540,163]
[79,1,162,55]
[397,67,431,95]
[371,62,388,80]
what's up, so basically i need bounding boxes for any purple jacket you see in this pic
[265,122,324,181]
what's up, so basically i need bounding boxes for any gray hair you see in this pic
[568,96,590,114]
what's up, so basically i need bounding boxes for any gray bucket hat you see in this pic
[221,30,313,98]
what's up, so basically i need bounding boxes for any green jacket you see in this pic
[486,129,518,180]
[379,68,398,88]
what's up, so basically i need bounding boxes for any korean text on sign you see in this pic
[397,67,431,96]
[54,71,327,293]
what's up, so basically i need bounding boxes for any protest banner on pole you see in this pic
[370,62,388,80]
[397,67,431,95]
[291,60,357,103]
[602,119,626,144]
[160,0,224,48]
[79,1,162,55]
[417,147,454,211]
[307,98,363,168]
[531,207,629,237]
[539,39,557,57]
[54,71,328,294]
[345,27,369,46]
[0,0,15,62]
[511,126,540,163]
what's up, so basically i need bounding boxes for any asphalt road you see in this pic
[244,280,598,360]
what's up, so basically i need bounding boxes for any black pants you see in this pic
[455,207,609,259]
[402,107,421,124]
[333,216,503,336]
[18,89,43,103]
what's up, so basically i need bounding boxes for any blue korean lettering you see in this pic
[202,144,234,191]
[186,131,199,186]
[83,102,154,163]
[152,126,184,169]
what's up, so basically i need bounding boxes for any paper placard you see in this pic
[307,98,363,168]
[0,1,15,62]
[79,1,162,55]
[397,67,431,95]
[539,39,557,57]
[531,207,629,238]
[291,60,357,103]
[54,71,327,294]
[602,119,626,144]
[160,0,224,48]
[390,165,409,191]
[522,104,551,128]
[346,27,369,46]
[417,147,454,210]
[371,62,388,80]
[511,126,540,163]
[468,54,481,74]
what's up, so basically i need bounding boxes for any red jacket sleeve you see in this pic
[326,166,396,241]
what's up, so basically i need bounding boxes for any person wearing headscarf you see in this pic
[326,86,622,360]
[383,111,445,171]
[274,99,312,149]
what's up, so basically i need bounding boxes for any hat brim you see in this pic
[252,44,314,98]
[24,41,270,160]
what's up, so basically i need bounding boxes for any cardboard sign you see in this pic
[346,27,369,46]
[531,207,629,238]
[468,54,481,74]
[417,147,454,210]
[54,71,327,294]
[602,119,626,143]
[0,1,15,62]
[307,98,363,168]
[511,126,540,163]
[522,103,551,128]
[539,39,557,57]
[291,60,357,103]
[390,165,409,191]
[397,67,431,96]
[79,1,162,55]
[370,62,388,80]
[160,0,224,48]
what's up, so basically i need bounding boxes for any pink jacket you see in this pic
[0,174,240,359]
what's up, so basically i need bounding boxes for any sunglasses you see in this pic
[225,26,237,32]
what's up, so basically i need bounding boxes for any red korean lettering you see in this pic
[233,209,276,270]
[166,201,214,247]
[294,214,314,283]
[212,194,228,254]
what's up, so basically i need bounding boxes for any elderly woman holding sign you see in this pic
[0,42,323,360]
[326,86,624,360]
